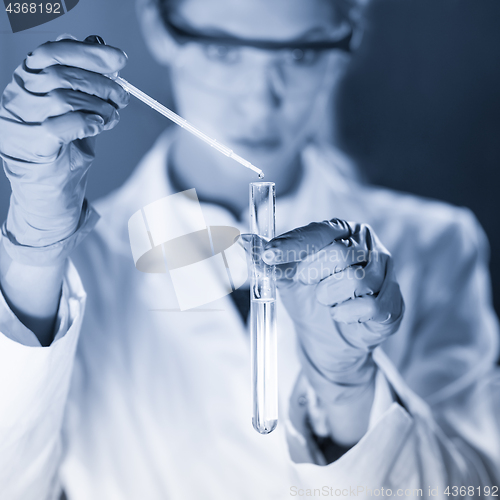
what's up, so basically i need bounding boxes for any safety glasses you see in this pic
[161,11,353,96]
[162,12,353,53]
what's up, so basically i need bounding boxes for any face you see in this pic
[148,0,351,181]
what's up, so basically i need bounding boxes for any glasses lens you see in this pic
[175,44,334,97]
[164,14,351,96]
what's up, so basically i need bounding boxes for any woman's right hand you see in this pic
[0,35,129,163]
[0,36,130,343]
[0,35,129,255]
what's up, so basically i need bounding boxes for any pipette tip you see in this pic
[115,76,266,179]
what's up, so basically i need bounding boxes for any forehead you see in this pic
[174,0,345,40]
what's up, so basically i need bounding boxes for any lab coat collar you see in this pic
[117,129,371,237]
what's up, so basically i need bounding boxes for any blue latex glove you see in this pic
[263,219,405,404]
[0,35,129,265]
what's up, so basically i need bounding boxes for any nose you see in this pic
[236,52,284,119]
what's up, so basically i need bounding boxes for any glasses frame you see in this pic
[160,9,353,53]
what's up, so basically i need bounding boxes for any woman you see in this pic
[0,0,499,498]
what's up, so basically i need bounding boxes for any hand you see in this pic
[0,35,129,261]
[263,219,404,403]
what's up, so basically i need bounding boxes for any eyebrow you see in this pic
[164,14,353,51]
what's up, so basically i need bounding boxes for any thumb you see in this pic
[45,112,106,145]
[263,219,353,265]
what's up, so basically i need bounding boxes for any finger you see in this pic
[26,40,128,74]
[263,219,353,265]
[0,112,106,162]
[371,273,405,326]
[238,233,274,263]
[330,296,379,324]
[315,259,386,305]
[274,261,298,287]
[16,64,130,109]
[294,242,373,285]
[3,84,119,125]
[45,111,117,143]
[330,290,403,326]
[330,278,404,327]
[237,233,252,248]
[238,233,299,287]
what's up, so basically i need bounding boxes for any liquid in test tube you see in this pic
[249,182,278,434]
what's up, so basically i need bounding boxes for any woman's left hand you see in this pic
[263,218,405,403]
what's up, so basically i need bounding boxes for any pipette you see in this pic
[91,36,262,177]
[113,76,264,179]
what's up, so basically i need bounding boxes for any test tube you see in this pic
[249,182,278,434]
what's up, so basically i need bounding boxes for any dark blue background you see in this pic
[64,0,79,11]
[336,0,500,314]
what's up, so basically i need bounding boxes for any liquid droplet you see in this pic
[258,172,265,179]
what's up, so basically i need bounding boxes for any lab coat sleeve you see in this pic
[286,208,500,493]
[0,259,85,500]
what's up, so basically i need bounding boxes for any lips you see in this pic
[232,136,282,151]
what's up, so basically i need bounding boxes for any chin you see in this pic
[250,150,297,172]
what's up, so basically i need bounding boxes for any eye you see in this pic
[285,48,321,66]
[203,44,240,64]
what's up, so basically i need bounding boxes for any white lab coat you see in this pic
[0,130,499,500]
